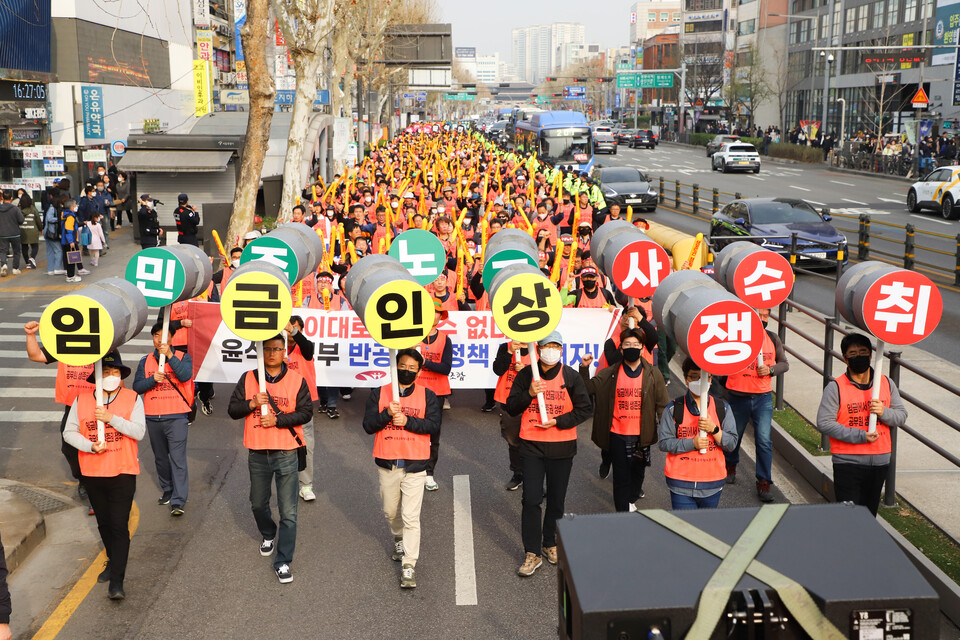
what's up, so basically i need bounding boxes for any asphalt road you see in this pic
[601,142,960,363]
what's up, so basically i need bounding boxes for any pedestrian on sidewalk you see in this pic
[723,308,790,501]
[815,333,908,516]
[0,531,10,640]
[84,213,107,267]
[416,300,452,491]
[115,172,133,226]
[0,190,24,277]
[505,331,592,577]
[227,334,312,584]
[173,194,200,247]
[492,339,529,491]
[284,316,317,502]
[133,323,194,516]
[138,195,163,250]
[60,200,83,283]
[580,328,668,513]
[658,358,738,510]
[362,348,442,589]
[18,192,40,270]
[43,194,64,275]
[62,351,146,600]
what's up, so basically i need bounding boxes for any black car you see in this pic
[590,166,659,212]
[617,128,636,144]
[708,198,848,263]
[706,134,740,157]
[630,130,656,149]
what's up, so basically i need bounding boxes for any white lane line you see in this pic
[0,323,25,329]
[911,214,951,226]
[807,200,826,206]
[877,197,901,203]
[842,198,866,205]
[0,350,34,357]
[832,180,855,186]
[453,474,478,606]
[3,411,64,422]
[789,186,810,192]
[0,388,52,397]
[0,368,56,377]
[748,175,765,181]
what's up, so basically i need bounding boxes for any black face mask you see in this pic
[583,279,597,290]
[622,347,642,363]
[761,320,769,329]
[847,355,871,375]
[397,369,418,385]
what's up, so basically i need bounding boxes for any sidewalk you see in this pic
[771,310,960,541]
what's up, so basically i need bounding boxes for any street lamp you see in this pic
[820,51,834,140]
[836,96,846,142]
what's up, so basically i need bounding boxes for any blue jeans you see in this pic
[318,387,338,408]
[248,449,299,568]
[725,392,774,483]
[670,491,722,510]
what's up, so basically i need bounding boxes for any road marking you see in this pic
[807,200,826,206]
[748,175,764,181]
[877,197,901,203]
[911,214,951,226]
[1,368,56,377]
[452,474,478,606]
[31,502,140,640]
[831,180,855,186]
[789,186,810,192]
[0,349,36,357]
[0,388,52,397]
[4,411,64,421]
[842,199,866,205]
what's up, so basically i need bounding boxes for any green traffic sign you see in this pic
[388,229,448,286]
[125,247,187,307]
[616,72,674,89]
[240,236,301,286]
[482,248,539,291]
[444,93,476,101]
[617,75,637,89]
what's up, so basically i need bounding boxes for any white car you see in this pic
[711,142,761,173]
[907,165,960,220]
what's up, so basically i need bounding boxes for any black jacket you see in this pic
[174,205,200,238]
[226,365,314,436]
[138,205,161,242]
[0,532,10,624]
[580,359,668,451]
[362,383,442,473]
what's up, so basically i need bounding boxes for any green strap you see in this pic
[640,507,846,640]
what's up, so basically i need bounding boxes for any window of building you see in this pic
[858,4,868,30]
[685,0,723,10]
[673,11,681,19]
[904,0,917,21]
[833,2,841,37]
[738,18,756,35]
[799,19,809,41]
[820,14,828,38]
[873,0,884,27]
[661,11,669,20]
[649,11,657,21]
[789,20,799,43]
[887,0,899,25]
[925,0,934,18]
[845,7,856,33]
[684,19,724,32]
[740,0,756,5]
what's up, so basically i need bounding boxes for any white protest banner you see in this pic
[189,303,622,388]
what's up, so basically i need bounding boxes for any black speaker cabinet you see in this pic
[556,504,938,639]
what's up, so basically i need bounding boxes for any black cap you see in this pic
[86,351,132,383]
[178,193,188,204]
[140,193,150,201]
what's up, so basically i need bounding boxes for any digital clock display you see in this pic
[0,81,46,102]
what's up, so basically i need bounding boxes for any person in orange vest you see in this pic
[567,266,614,308]
[24,320,96,502]
[61,351,145,600]
[361,348,442,589]
[492,340,530,491]
[425,269,465,311]
[418,300,453,491]
[658,357,738,509]
[580,328,668,512]
[285,316,318,502]
[505,331,593,577]
[209,247,242,303]
[723,308,790,501]
[815,333,908,516]
[226,334,313,584]
[132,322,194,516]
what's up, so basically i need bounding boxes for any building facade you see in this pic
[511,22,585,83]
[631,0,684,44]
[731,0,788,129]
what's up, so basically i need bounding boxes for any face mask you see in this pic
[231,259,240,268]
[847,354,871,374]
[365,197,372,203]
[97,186,103,191]
[622,347,642,363]
[761,320,769,329]
[391,202,399,209]
[397,369,417,385]
[583,279,597,290]
[539,347,562,365]
[579,231,591,239]
[102,375,121,392]
[437,206,445,214]
[687,378,703,396]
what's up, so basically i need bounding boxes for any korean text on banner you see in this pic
[81,86,104,140]
[193,60,212,117]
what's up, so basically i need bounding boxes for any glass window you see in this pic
[845,7,856,33]
[820,14,828,38]
[685,20,724,32]
[673,11,681,19]
[904,0,917,21]
[738,18,756,35]
[661,11,669,20]
[887,0,899,25]
[858,4,868,30]
[789,21,799,43]
[649,11,657,21]
[873,0,884,28]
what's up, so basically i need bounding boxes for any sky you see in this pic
[439,0,637,62]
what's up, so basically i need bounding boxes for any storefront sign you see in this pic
[196,30,213,61]
[44,158,65,172]
[193,60,212,117]
[81,85,105,140]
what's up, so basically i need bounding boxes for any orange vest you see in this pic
[475,291,490,312]
[218,265,233,297]
[170,300,189,348]
[286,342,318,401]
[664,397,726,483]
[576,287,606,309]
[418,332,452,396]
[494,347,530,404]
[55,362,95,406]
[242,370,305,451]
[635,298,654,325]
[533,215,558,244]
[142,353,194,415]
[425,287,459,312]
[611,366,643,436]
[76,389,140,477]
[520,368,576,442]
[295,274,317,308]
[373,383,431,460]
[725,331,775,394]
[830,374,892,456]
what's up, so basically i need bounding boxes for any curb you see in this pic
[0,486,45,574]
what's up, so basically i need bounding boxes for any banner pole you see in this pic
[527,342,548,424]
[699,382,709,454]
[868,340,885,433]
[95,360,105,443]
[158,305,171,373]
[390,348,400,403]
[257,340,268,417]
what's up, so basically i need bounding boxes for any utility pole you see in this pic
[679,61,687,135]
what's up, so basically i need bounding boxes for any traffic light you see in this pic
[552,93,563,97]
[545,77,557,82]
[597,77,613,83]
[573,77,586,83]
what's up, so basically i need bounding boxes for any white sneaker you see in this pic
[53,269,67,275]
[1,265,7,277]
[442,398,451,410]
[628,503,638,513]
[425,476,438,491]
[46,271,56,275]
[77,268,91,275]
[299,486,316,501]
[11,268,21,275]
[66,275,81,283]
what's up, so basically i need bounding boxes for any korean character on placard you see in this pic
[372,345,391,368]
[324,314,350,339]
[502,281,553,334]
[243,341,258,360]
[351,317,371,339]
[437,316,457,338]
[450,370,466,382]
[466,343,489,366]
[221,338,244,363]
[49,306,102,356]
[133,255,178,302]
[315,343,339,366]
[466,314,489,340]
[450,343,465,369]
[349,343,371,367]
[233,282,282,331]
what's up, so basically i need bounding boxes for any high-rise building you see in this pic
[476,54,501,85]
[512,22,585,83]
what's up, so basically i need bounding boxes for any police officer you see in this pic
[173,193,200,246]
[138,194,163,249]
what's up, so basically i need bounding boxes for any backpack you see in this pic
[673,393,726,426]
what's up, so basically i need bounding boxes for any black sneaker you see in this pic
[757,481,775,503]
[78,484,88,500]
[259,538,275,556]
[506,473,523,491]
[170,505,184,516]
[108,583,125,600]
[327,408,340,420]
[599,460,611,479]
[480,400,496,412]
[158,491,172,505]
[97,561,110,583]
[199,399,213,416]
[276,564,293,584]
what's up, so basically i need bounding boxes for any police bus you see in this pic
[515,111,594,173]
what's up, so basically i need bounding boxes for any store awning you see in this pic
[117,150,233,173]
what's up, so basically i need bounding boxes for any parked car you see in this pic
[706,134,740,157]
[630,130,657,149]
[617,128,636,144]
[712,142,761,173]
[594,126,618,154]
[708,198,847,263]
[906,165,960,220]
[590,166,659,212]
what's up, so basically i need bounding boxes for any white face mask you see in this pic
[437,206,445,214]
[365,197,372,203]
[230,259,240,268]
[391,202,399,209]
[102,375,122,392]
[687,378,707,396]
[539,347,562,365]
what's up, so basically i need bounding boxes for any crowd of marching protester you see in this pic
[22,125,906,599]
